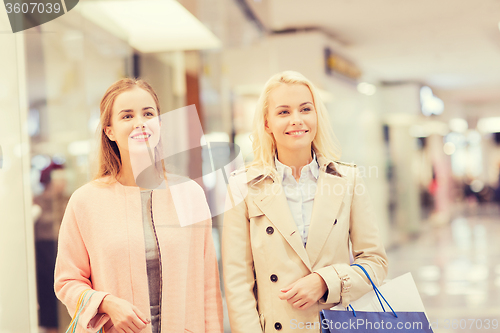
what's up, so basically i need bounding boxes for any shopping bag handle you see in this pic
[66,290,104,333]
[351,264,386,312]
[349,264,397,318]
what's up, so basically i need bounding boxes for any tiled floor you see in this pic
[386,203,500,333]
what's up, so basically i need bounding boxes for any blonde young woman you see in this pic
[54,79,223,333]
[222,71,388,332]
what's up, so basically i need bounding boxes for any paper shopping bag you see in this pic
[321,310,433,332]
[330,273,427,313]
[320,264,434,333]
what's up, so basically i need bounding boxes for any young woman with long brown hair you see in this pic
[54,78,223,333]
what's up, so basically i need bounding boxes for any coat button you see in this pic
[274,322,282,330]
[270,274,278,282]
[266,226,274,234]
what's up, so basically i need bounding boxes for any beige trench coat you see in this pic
[222,155,388,333]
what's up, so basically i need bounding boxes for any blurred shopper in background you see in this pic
[33,161,67,333]
[54,79,223,333]
[222,71,388,332]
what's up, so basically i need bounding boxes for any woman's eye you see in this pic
[123,114,132,119]
[278,110,289,115]
[302,107,311,112]
[145,112,154,116]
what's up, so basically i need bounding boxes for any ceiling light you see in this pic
[357,82,376,96]
[420,86,444,116]
[78,0,221,53]
[32,155,51,170]
[449,118,468,133]
[477,117,500,133]
[443,142,456,155]
[470,180,484,193]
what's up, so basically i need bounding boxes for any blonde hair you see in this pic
[249,71,341,180]
[93,78,164,182]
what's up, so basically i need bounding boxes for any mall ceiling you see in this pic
[244,0,500,101]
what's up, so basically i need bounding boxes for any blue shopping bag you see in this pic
[320,264,434,333]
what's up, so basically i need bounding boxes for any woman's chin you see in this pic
[278,141,313,153]
[128,140,159,153]
[128,144,154,155]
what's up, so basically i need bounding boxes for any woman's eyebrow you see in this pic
[275,102,312,109]
[118,107,155,115]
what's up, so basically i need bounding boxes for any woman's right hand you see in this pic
[99,295,150,333]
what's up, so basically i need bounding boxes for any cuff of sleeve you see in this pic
[79,291,111,333]
[332,266,352,308]
[313,266,341,305]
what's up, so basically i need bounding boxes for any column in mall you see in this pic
[323,77,391,247]
[380,83,422,242]
[0,13,38,333]
[426,133,452,224]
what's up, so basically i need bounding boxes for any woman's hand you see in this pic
[278,273,327,310]
[99,295,150,333]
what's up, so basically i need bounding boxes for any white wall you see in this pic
[0,11,38,333]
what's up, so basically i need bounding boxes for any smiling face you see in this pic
[265,83,318,159]
[104,86,161,157]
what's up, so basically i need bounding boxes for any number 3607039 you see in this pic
[5,2,62,14]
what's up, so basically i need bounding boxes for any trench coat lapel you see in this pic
[253,180,312,271]
[306,159,347,267]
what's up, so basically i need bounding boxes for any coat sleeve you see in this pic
[314,167,389,306]
[221,174,263,333]
[54,194,110,332]
[203,217,224,332]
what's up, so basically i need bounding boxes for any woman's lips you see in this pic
[285,130,308,136]
[130,133,152,142]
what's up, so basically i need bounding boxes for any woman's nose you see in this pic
[134,116,148,129]
[135,121,145,129]
[291,110,303,125]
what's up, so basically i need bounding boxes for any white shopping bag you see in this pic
[330,272,427,314]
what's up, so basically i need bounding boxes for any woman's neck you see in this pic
[117,149,163,189]
[276,148,313,180]
[117,156,137,187]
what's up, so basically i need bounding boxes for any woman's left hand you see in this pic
[278,273,327,310]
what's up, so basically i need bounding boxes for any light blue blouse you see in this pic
[275,152,319,246]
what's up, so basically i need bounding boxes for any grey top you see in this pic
[140,190,161,333]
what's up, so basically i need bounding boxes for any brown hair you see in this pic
[93,78,162,181]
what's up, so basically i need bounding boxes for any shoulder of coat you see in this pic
[334,160,357,168]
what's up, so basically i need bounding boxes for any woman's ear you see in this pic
[264,119,272,134]
[104,126,115,141]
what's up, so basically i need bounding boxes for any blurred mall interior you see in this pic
[1,0,500,332]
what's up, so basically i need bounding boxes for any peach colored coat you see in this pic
[54,177,223,333]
